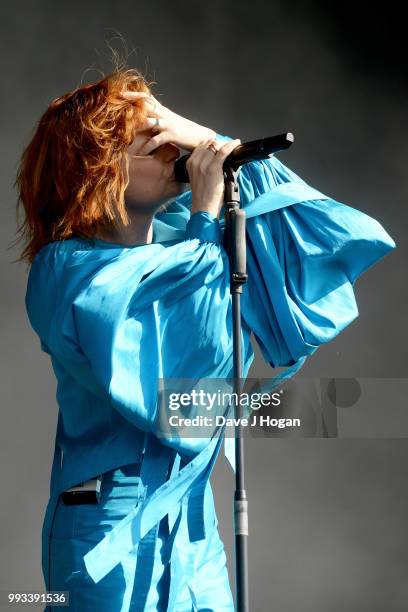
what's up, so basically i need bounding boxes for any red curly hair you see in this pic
[14,68,152,264]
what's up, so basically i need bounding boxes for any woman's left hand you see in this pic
[120,91,216,155]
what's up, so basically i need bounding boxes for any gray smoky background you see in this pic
[1,1,407,610]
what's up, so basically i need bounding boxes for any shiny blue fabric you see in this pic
[49,463,233,612]
[25,134,396,611]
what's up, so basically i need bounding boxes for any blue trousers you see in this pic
[46,463,235,611]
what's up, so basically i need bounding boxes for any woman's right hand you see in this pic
[187,138,241,219]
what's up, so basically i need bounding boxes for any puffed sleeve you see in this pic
[25,212,234,456]
[233,154,396,367]
[157,135,396,370]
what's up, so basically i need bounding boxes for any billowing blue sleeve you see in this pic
[159,133,396,369]
[25,212,234,456]
[236,155,396,366]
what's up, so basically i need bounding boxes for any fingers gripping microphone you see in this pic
[174,132,294,183]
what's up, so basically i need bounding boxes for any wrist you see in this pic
[191,201,220,219]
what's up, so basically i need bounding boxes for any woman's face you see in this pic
[123,128,184,212]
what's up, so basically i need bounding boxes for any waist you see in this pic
[54,427,147,496]
[60,461,145,506]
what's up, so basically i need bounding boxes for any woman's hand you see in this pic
[187,138,241,219]
[120,91,216,154]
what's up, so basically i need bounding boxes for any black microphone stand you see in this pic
[223,166,249,611]
[175,132,294,611]
[221,133,294,612]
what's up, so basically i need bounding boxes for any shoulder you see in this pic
[26,238,91,320]
[32,237,91,269]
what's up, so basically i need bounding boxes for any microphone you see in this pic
[174,132,294,183]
